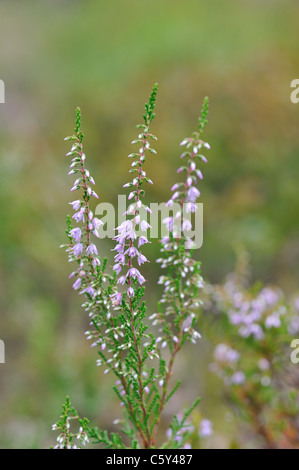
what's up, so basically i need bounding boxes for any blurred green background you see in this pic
[1,0,299,448]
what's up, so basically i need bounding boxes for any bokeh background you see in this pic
[1,0,299,448]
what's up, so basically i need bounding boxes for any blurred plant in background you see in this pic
[204,251,299,448]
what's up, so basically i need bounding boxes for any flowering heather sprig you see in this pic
[153,97,209,361]
[52,396,89,449]
[62,109,124,371]
[63,107,103,296]
[54,88,212,450]
[146,97,210,444]
[112,83,158,302]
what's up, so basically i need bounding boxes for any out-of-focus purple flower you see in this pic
[214,343,240,363]
[182,443,192,449]
[258,358,270,371]
[259,287,280,307]
[230,371,246,385]
[294,297,299,312]
[199,419,213,437]
[265,314,281,329]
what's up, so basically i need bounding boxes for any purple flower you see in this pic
[113,264,122,275]
[126,267,139,278]
[230,371,246,385]
[182,315,193,331]
[137,273,146,284]
[86,244,98,256]
[126,267,145,285]
[125,246,138,258]
[182,219,192,231]
[199,419,213,438]
[117,275,126,285]
[72,243,83,257]
[265,314,281,329]
[185,202,197,213]
[214,344,240,363]
[137,253,147,266]
[165,199,174,207]
[83,286,95,297]
[72,278,82,290]
[69,227,82,242]
[140,220,151,231]
[162,217,174,231]
[92,257,101,268]
[196,169,203,180]
[110,292,123,306]
[258,358,270,371]
[182,443,191,449]
[73,207,85,223]
[93,217,103,237]
[187,186,200,202]
[69,200,81,211]
[138,236,149,247]
[113,243,125,253]
[115,253,126,265]
[127,287,135,298]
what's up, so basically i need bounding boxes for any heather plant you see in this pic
[205,253,299,448]
[52,85,212,449]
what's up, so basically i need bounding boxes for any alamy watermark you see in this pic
[0,79,5,103]
[290,79,299,103]
[290,339,299,364]
[0,339,5,363]
[94,195,203,249]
